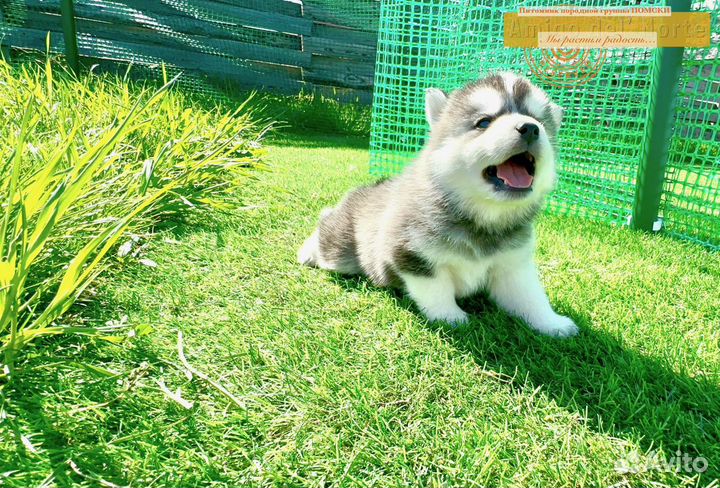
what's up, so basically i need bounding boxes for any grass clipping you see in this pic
[0,60,269,374]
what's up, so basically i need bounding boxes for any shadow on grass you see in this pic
[0,328,230,486]
[0,254,234,486]
[265,132,370,150]
[331,273,720,481]
[1,207,263,486]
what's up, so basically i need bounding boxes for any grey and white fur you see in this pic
[298,72,578,337]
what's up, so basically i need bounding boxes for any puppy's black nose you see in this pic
[517,123,539,143]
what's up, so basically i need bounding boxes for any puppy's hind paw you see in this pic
[532,315,579,338]
[297,230,320,267]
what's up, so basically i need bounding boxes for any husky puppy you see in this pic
[298,72,578,337]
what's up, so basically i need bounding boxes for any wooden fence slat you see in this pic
[304,55,374,89]
[303,3,379,33]
[160,0,312,35]
[211,0,302,17]
[77,35,305,88]
[127,0,302,50]
[25,0,306,47]
[303,36,375,63]
[26,12,310,67]
[311,24,377,47]
[3,26,306,93]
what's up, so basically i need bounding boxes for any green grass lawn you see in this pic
[2,132,719,487]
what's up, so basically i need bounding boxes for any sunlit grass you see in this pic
[1,131,717,487]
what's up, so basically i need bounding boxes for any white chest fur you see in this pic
[443,255,492,298]
[432,241,534,299]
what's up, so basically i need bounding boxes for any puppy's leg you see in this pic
[488,256,578,337]
[402,269,468,324]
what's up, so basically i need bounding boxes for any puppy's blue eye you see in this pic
[475,118,492,129]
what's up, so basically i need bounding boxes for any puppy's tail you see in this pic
[297,207,334,266]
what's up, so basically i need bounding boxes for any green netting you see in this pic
[659,2,719,248]
[370,0,719,249]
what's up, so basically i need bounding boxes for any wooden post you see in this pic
[60,0,80,74]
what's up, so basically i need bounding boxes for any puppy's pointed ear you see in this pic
[425,88,447,128]
[548,102,564,130]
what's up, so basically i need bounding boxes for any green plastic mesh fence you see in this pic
[370,0,719,249]
[0,0,380,101]
[659,2,719,247]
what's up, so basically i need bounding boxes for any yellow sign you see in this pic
[505,13,711,48]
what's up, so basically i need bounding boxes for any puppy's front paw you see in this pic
[531,314,579,338]
[424,306,469,325]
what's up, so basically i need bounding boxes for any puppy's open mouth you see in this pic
[482,151,535,192]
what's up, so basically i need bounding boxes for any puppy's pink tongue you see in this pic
[496,160,533,189]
